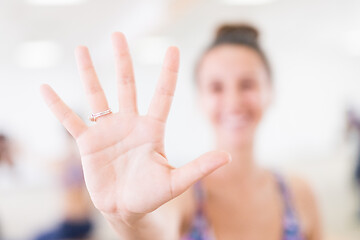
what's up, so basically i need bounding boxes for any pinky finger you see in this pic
[40,84,88,139]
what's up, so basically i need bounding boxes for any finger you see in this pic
[147,46,179,123]
[170,151,231,198]
[112,32,138,115]
[75,46,109,113]
[40,84,87,139]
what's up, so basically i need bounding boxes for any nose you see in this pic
[224,85,243,111]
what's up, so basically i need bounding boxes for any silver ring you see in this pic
[89,109,112,122]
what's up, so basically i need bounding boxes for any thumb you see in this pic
[170,151,231,198]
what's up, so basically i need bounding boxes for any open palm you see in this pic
[41,32,230,223]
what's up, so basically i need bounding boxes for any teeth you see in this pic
[221,114,249,130]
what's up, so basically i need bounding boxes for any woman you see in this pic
[346,107,360,219]
[0,134,13,167]
[41,24,322,239]
[0,133,13,239]
[34,131,93,240]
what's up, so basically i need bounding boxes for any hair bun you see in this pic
[196,23,271,79]
[214,24,259,48]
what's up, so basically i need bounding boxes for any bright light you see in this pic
[221,0,278,5]
[133,36,171,65]
[13,41,63,69]
[25,0,87,5]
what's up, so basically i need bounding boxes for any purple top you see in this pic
[181,173,305,240]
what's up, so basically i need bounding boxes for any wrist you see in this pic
[102,211,147,229]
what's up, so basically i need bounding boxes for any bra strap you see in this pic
[273,172,304,239]
[193,180,206,211]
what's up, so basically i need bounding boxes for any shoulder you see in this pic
[286,174,322,240]
[287,175,317,208]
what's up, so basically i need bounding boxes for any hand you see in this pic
[41,32,231,225]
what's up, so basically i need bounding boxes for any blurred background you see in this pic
[1,0,360,239]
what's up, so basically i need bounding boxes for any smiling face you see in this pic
[197,44,272,149]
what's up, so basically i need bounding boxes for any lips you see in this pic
[219,113,251,131]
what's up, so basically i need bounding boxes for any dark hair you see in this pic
[0,134,7,142]
[0,133,12,166]
[195,24,271,80]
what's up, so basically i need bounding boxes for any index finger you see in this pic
[147,46,180,123]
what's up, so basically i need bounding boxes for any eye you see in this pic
[239,78,255,91]
[210,81,223,94]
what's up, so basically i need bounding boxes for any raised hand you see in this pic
[41,32,231,225]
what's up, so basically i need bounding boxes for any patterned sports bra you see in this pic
[181,173,304,240]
